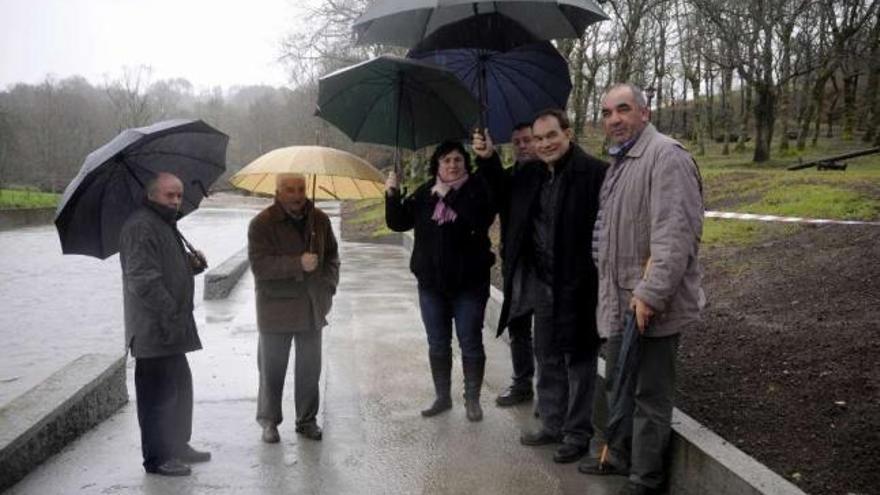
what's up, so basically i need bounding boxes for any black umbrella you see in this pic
[55,119,228,259]
[316,55,480,172]
[600,309,642,467]
[409,41,572,143]
[353,0,608,49]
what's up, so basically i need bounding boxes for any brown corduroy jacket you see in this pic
[248,200,340,333]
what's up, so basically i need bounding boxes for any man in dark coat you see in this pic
[119,172,211,477]
[248,173,340,444]
[474,109,607,464]
[495,122,538,408]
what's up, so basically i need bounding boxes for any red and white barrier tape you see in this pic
[705,210,880,226]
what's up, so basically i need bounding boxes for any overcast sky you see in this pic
[0,0,306,91]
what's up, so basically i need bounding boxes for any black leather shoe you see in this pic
[553,443,590,463]
[295,423,323,441]
[145,459,191,477]
[617,481,663,495]
[578,456,629,476]
[520,429,563,446]
[495,386,534,407]
[178,444,211,463]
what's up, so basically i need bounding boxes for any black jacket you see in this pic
[119,202,202,358]
[479,145,607,351]
[386,175,496,294]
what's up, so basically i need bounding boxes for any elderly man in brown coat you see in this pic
[248,173,340,443]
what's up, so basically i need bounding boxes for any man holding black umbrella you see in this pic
[581,84,703,495]
[474,109,606,464]
[495,122,538,408]
[119,172,210,477]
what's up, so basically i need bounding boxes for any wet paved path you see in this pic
[4,200,622,494]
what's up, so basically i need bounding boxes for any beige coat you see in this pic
[248,201,340,333]
[595,124,704,338]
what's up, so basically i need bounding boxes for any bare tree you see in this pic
[278,0,397,84]
[604,0,669,83]
[104,65,155,131]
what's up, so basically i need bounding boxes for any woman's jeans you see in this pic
[417,283,488,360]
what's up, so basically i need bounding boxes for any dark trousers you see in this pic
[533,282,598,447]
[507,313,535,390]
[135,354,193,469]
[417,284,488,360]
[257,330,323,428]
[597,332,680,489]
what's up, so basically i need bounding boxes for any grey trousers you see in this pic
[594,332,680,489]
[256,330,323,428]
[533,282,599,447]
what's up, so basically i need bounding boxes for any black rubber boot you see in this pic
[421,353,452,417]
[462,356,485,422]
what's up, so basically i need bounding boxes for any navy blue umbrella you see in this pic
[55,119,228,259]
[409,42,572,143]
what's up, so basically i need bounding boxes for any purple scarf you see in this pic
[431,173,469,225]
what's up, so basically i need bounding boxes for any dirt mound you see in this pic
[680,223,880,494]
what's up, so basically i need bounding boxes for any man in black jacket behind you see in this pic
[474,109,607,464]
[495,122,538,408]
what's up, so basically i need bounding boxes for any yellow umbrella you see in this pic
[229,145,385,200]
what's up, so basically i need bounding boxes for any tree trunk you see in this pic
[689,74,705,155]
[753,83,776,162]
[705,68,716,141]
[654,15,668,131]
[569,39,587,140]
[842,73,859,140]
[737,79,752,153]
[864,10,880,142]
[778,24,794,153]
[798,71,831,150]
[825,80,840,139]
[721,68,733,155]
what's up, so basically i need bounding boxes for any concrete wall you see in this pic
[203,247,249,300]
[0,354,128,491]
[0,208,55,231]
[401,231,805,495]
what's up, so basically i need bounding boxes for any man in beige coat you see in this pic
[248,173,340,443]
[580,84,703,495]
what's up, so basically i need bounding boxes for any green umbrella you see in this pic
[316,55,480,172]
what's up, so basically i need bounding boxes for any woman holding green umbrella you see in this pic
[385,140,496,422]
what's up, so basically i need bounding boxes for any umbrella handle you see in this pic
[192,179,209,197]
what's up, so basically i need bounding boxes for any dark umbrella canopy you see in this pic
[316,55,480,151]
[407,13,541,52]
[55,119,228,259]
[409,42,572,143]
[354,0,608,49]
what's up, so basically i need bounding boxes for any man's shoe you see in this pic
[578,456,629,476]
[617,481,662,495]
[262,425,280,444]
[465,399,483,422]
[520,429,563,446]
[495,386,534,407]
[421,397,453,417]
[553,443,590,463]
[177,444,211,463]
[145,459,191,477]
[295,423,323,441]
